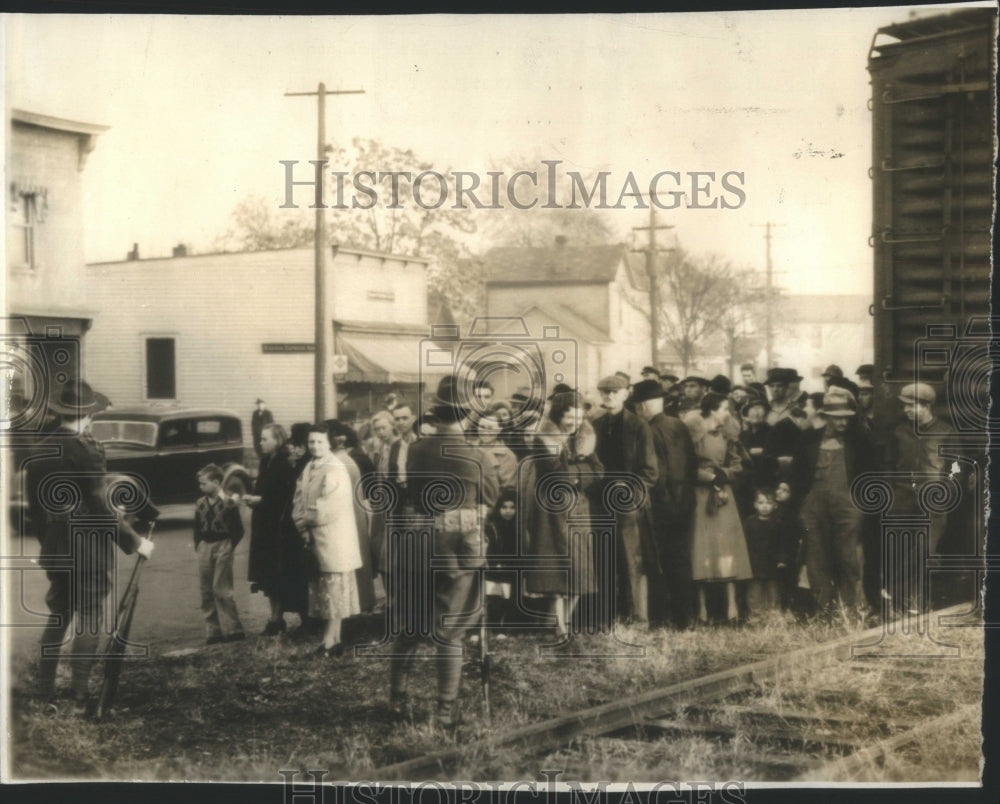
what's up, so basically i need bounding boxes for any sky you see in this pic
[4,4,989,295]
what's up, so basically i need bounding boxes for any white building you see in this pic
[5,109,107,428]
[484,237,651,398]
[85,246,444,438]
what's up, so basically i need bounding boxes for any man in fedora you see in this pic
[632,379,697,628]
[388,375,499,727]
[593,374,658,622]
[790,392,877,616]
[26,380,155,713]
[251,398,274,460]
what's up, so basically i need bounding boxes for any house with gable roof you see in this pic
[483,236,651,399]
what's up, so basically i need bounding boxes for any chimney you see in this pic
[172,243,188,258]
[127,243,139,261]
[553,234,569,274]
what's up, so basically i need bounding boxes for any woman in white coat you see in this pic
[293,425,362,656]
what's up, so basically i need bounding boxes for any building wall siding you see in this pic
[85,248,430,441]
[7,123,88,317]
[487,283,610,334]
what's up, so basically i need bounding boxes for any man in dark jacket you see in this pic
[251,399,274,459]
[632,379,697,629]
[27,381,155,711]
[592,374,658,622]
[790,392,877,614]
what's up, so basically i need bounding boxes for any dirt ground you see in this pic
[6,509,273,662]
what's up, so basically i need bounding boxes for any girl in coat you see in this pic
[245,423,297,635]
[683,392,753,624]
[522,391,602,637]
[292,425,362,656]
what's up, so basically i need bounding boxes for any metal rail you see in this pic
[373,605,971,780]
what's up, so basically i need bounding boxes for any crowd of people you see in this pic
[26,359,974,722]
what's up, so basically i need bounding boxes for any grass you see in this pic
[7,608,984,782]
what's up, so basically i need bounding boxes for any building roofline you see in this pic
[11,108,109,136]
[87,244,430,267]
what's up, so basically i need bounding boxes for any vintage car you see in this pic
[91,407,250,505]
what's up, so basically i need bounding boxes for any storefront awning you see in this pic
[337,329,439,385]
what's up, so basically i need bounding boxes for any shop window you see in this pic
[146,338,176,400]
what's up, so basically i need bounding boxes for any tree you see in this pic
[325,138,481,324]
[219,139,484,325]
[479,159,617,249]
[215,195,313,252]
[627,247,769,375]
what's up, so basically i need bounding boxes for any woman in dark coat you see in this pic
[245,423,297,634]
[280,422,313,628]
[521,391,603,637]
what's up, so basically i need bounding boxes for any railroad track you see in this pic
[374,603,981,781]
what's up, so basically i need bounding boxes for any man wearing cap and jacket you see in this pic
[388,375,499,727]
[790,392,877,614]
[764,369,795,426]
[251,399,274,460]
[26,380,155,712]
[593,375,658,622]
[632,379,697,628]
[885,383,956,611]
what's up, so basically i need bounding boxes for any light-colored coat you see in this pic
[292,453,362,574]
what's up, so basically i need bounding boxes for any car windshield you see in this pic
[91,420,158,447]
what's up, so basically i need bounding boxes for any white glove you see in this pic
[137,538,155,559]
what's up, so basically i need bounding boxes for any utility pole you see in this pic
[631,206,674,366]
[286,83,364,422]
[752,222,784,370]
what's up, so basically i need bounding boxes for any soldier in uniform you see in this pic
[27,381,154,712]
[387,376,499,726]
[886,383,957,612]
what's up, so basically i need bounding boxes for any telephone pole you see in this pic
[286,83,365,421]
[631,206,674,366]
[752,222,784,370]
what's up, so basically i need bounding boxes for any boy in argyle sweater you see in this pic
[194,464,245,644]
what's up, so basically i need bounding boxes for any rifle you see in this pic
[95,521,154,720]
[480,604,492,722]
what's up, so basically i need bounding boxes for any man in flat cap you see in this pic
[764,369,794,426]
[821,365,844,391]
[593,374,658,622]
[27,380,155,713]
[884,383,956,612]
[790,392,877,617]
[632,379,697,628]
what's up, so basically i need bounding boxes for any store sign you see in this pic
[261,343,315,353]
[331,354,349,374]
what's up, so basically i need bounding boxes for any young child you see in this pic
[742,487,784,617]
[194,463,246,644]
[482,489,519,640]
[773,480,809,614]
